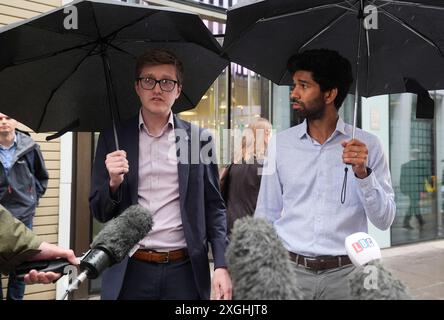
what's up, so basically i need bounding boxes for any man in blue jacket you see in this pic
[0,113,48,300]
[89,49,232,300]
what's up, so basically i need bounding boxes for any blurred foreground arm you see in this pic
[0,205,77,284]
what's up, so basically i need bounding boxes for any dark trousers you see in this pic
[117,257,200,300]
[0,219,32,300]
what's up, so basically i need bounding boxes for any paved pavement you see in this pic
[381,239,444,299]
[87,240,444,300]
[209,239,444,300]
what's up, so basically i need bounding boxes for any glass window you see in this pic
[229,65,271,162]
[435,91,444,241]
[178,61,272,167]
[339,94,356,125]
[390,92,443,245]
[271,84,291,131]
[231,66,263,129]
[178,68,229,166]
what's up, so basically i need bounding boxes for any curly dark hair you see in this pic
[287,49,353,110]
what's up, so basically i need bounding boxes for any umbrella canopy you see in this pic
[0,0,228,133]
[223,0,444,98]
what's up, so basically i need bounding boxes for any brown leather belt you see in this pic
[132,248,188,264]
[289,252,352,271]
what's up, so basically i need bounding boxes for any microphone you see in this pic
[345,232,381,267]
[61,204,153,299]
[345,232,411,299]
[226,216,303,299]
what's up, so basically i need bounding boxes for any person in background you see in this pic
[220,117,272,236]
[0,113,48,300]
[400,149,428,229]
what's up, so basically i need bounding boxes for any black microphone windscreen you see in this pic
[91,204,153,262]
[348,260,411,300]
[226,216,303,300]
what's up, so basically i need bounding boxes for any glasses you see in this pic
[137,77,178,92]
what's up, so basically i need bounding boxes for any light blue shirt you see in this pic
[255,118,396,257]
[0,135,17,175]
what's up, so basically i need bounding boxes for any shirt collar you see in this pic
[138,109,175,136]
[297,117,347,140]
[0,134,17,150]
[297,119,309,139]
[335,117,347,136]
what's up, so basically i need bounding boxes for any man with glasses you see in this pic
[90,48,232,300]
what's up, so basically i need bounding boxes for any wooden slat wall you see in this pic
[0,0,58,26]
[1,0,62,300]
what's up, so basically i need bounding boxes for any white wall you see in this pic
[56,0,75,300]
[361,95,392,248]
[56,132,73,300]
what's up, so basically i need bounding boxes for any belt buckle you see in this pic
[303,256,318,270]
[160,251,170,263]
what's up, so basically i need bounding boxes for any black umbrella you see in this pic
[0,0,228,146]
[223,0,444,137]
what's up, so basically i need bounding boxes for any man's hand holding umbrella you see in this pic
[106,150,129,194]
[342,139,369,179]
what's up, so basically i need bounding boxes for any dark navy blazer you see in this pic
[89,114,228,300]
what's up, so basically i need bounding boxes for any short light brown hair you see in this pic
[135,48,184,85]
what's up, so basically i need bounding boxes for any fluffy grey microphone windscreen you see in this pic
[348,260,411,299]
[226,216,303,300]
[91,204,153,262]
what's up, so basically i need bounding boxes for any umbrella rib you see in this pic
[377,0,444,11]
[114,39,198,44]
[179,91,194,110]
[379,7,444,57]
[262,1,358,22]
[223,1,357,55]
[276,8,355,85]
[90,0,102,39]
[0,40,98,71]
[36,44,99,132]
[344,0,357,7]
[106,42,137,59]
[102,12,159,43]
[299,10,354,51]
[369,0,392,10]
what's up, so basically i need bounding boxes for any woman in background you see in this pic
[220,117,272,236]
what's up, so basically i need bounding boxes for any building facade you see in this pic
[1,0,444,299]
[143,0,444,249]
[0,0,63,300]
